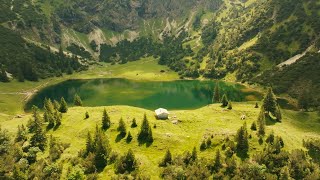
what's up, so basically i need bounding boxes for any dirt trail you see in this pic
[277,44,314,67]
[0,82,49,102]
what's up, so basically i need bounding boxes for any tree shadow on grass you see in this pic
[266,116,280,126]
[115,133,126,143]
[138,139,153,147]
[53,124,61,131]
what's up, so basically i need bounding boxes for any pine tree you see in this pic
[30,122,47,151]
[85,132,94,155]
[94,128,111,170]
[27,106,42,133]
[102,109,111,130]
[54,110,62,127]
[74,94,83,106]
[255,102,259,108]
[298,90,311,111]
[116,149,138,174]
[227,101,233,110]
[262,87,277,117]
[275,104,282,122]
[85,111,89,119]
[213,84,220,103]
[250,121,257,131]
[59,97,68,113]
[160,149,172,167]
[53,100,60,111]
[212,149,222,172]
[44,98,54,113]
[221,94,228,107]
[200,140,207,151]
[15,125,27,142]
[257,107,266,136]
[266,132,275,145]
[235,122,249,154]
[138,114,153,143]
[131,118,137,128]
[117,118,127,136]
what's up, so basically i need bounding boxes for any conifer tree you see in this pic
[266,132,275,145]
[15,125,27,142]
[74,94,83,106]
[160,149,172,167]
[262,87,277,117]
[235,122,249,154]
[200,140,207,151]
[257,107,266,136]
[116,149,138,174]
[255,102,259,108]
[30,122,47,151]
[131,118,137,128]
[53,100,60,111]
[212,149,222,172]
[85,132,94,155]
[213,84,220,103]
[227,101,233,110]
[54,110,62,127]
[117,118,127,136]
[94,127,111,170]
[27,106,42,133]
[102,109,111,130]
[221,94,228,107]
[59,97,68,113]
[298,90,311,111]
[44,98,54,113]
[250,121,257,131]
[85,111,89,119]
[275,104,282,122]
[138,114,153,143]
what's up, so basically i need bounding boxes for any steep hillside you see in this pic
[1,0,320,107]
[0,26,86,82]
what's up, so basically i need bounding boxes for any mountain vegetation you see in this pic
[1,0,320,179]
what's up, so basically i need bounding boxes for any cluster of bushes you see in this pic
[159,122,319,179]
[0,104,69,179]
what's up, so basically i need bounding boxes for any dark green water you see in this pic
[26,78,262,110]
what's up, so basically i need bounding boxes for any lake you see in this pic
[26,78,262,110]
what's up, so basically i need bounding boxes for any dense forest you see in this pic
[0,26,87,82]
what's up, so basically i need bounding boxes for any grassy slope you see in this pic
[1,103,320,179]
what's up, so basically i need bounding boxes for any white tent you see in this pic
[155,108,169,119]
